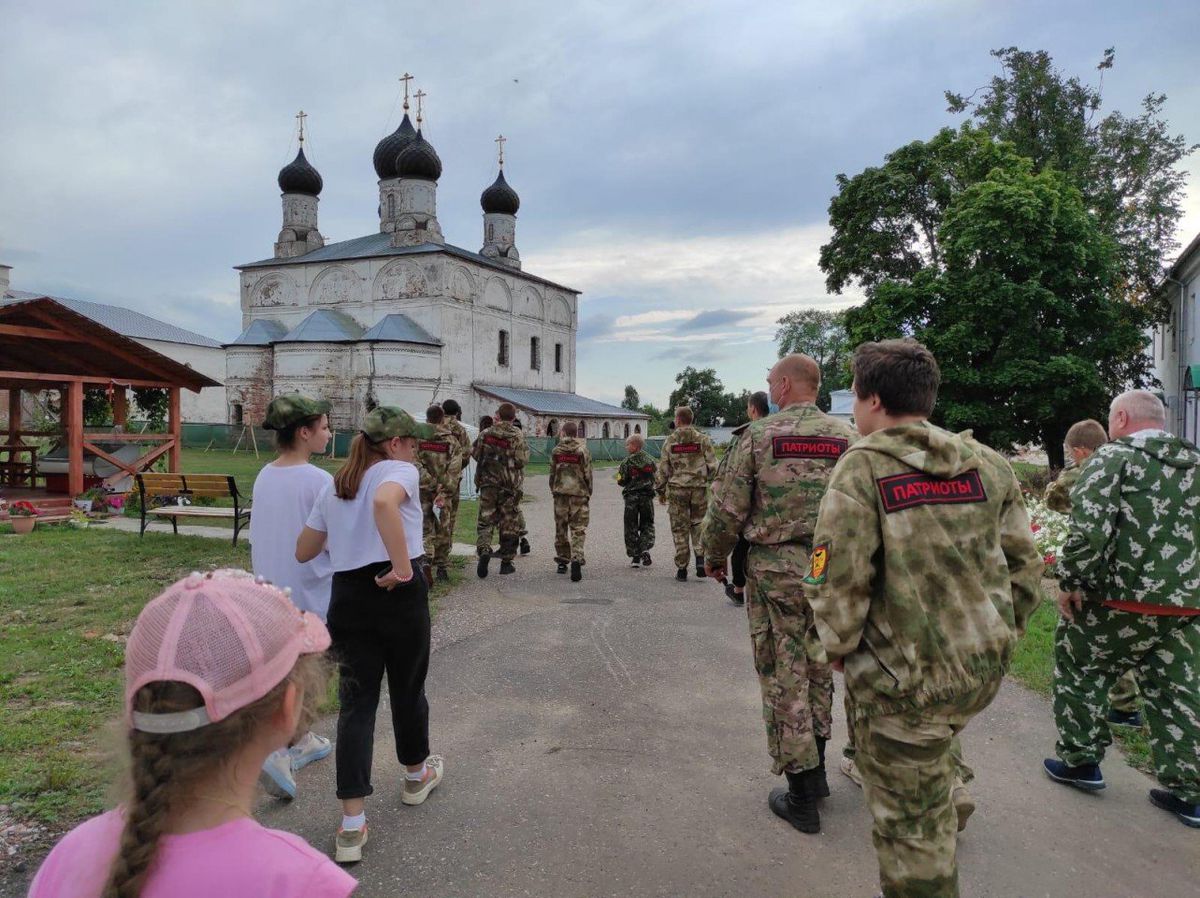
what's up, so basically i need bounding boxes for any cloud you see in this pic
[579,314,616,340]
[678,309,753,331]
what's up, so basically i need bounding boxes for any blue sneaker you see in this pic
[260,747,297,799]
[1043,758,1106,791]
[288,732,332,771]
[1107,708,1143,729]
[1149,789,1200,828]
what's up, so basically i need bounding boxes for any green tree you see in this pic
[775,309,851,410]
[667,366,726,427]
[621,385,640,411]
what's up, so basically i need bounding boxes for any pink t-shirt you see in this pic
[28,810,356,898]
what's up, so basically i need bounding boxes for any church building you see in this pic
[226,93,647,439]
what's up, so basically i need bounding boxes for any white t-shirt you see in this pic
[306,460,424,572]
[250,462,335,620]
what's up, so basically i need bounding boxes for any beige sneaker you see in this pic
[401,755,444,806]
[839,755,863,788]
[952,785,975,832]
[334,824,368,864]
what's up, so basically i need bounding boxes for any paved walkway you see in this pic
[185,475,1200,894]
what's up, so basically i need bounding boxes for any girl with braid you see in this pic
[27,569,355,898]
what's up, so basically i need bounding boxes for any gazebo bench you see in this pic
[136,473,251,546]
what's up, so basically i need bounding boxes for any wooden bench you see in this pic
[136,473,251,546]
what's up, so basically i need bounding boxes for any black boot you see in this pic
[676,567,688,581]
[641,552,652,566]
[519,537,531,556]
[570,560,582,582]
[768,770,821,834]
[557,561,568,574]
[436,566,449,582]
[477,552,491,579]
[499,559,516,575]
[695,553,705,578]
[813,738,830,799]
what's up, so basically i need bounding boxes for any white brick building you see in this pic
[1149,231,1200,442]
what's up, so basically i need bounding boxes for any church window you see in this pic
[231,403,244,425]
[635,424,642,435]
[498,330,510,366]
[555,343,563,373]
[487,222,494,242]
[530,336,541,370]
[547,419,558,436]
[624,423,630,438]
[603,422,611,438]
[579,420,587,437]
[388,194,395,219]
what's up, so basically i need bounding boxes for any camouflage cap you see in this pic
[361,406,435,442]
[262,393,331,431]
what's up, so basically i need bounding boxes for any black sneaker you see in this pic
[436,566,449,582]
[630,557,641,567]
[1042,758,1106,791]
[556,562,568,574]
[768,770,820,834]
[499,560,516,575]
[725,583,745,606]
[570,561,582,582]
[676,567,687,581]
[519,537,531,556]
[641,552,652,566]
[695,555,705,578]
[1149,789,1200,828]
[1107,708,1143,728]
[476,553,491,579]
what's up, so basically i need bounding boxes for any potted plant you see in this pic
[68,507,90,529]
[8,500,39,534]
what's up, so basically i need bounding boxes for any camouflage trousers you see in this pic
[476,486,521,562]
[623,493,655,559]
[516,488,527,538]
[420,491,454,568]
[552,494,590,564]
[843,695,975,787]
[440,487,462,568]
[666,486,707,569]
[745,544,833,774]
[1109,668,1141,714]
[856,680,1000,898]
[1053,603,1200,803]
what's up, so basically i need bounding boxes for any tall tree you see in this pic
[775,309,851,410]
[621,385,640,411]
[667,366,727,427]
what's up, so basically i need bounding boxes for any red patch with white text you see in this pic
[554,453,583,465]
[484,434,512,449]
[672,442,701,454]
[772,435,848,461]
[419,441,451,454]
[877,470,987,513]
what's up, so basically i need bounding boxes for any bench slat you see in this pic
[148,507,250,518]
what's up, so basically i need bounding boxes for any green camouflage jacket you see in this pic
[416,423,463,502]
[1058,431,1200,611]
[550,436,593,498]
[702,404,857,561]
[654,425,717,495]
[616,449,657,498]
[1043,462,1083,514]
[805,422,1043,720]
[472,421,528,490]
[445,417,473,476]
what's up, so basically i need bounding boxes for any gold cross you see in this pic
[495,134,506,167]
[295,110,307,143]
[399,73,413,110]
[415,89,426,127]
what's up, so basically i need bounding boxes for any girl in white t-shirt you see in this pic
[252,394,336,802]
[296,406,444,864]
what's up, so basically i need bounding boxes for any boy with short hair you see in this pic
[617,433,657,567]
[550,422,593,582]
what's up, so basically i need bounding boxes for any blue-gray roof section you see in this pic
[475,385,648,419]
[362,314,441,346]
[2,289,222,348]
[228,318,288,346]
[277,309,365,343]
[235,234,579,294]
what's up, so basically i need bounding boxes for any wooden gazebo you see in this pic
[0,295,220,496]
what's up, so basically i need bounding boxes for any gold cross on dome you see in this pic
[295,110,307,143]
[399,73,413,110]
[415,89,426,127]
[495,134,506,167]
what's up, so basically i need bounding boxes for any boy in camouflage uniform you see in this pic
[473,403,528,578]
[702,354,856,834]
[1044,390,1200,829]
[616,433,657,566]
[654,406,717,581]
[416,405,463,583]
[438,399,473,581]
[806,340,1043,898]
[513,419,532,556]
[549,422,592,582]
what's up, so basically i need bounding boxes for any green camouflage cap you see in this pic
[262,393,331,431]
[361,406,435,442]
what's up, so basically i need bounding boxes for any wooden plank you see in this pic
[112,389,128,427]
[0,323,79,342]
[138,473,187,484]
[82,432,172,443]
[66,380,83,497]
[0,371,174,388]
[7,389,20,442]
[178,474,235,485]
[148,507,244,518]
[82,441,139,476]
[24,305,182,384]
[169,388,181,473]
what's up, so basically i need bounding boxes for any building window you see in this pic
[555,343,563,373]
[231,403,243,425]
[387,194,395,219]
[531,336,541,370]
[547,419,558,436]
[635,424,642,435]
[579,420,587,437]
[498,330,509,366]
[624,423,630,438]
[602,422,611,438]
[487,222,494,242]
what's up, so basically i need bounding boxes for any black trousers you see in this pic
[623,493,656,558]
[328,560,431,800]
[731,535,750,589]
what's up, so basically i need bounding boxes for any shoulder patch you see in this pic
[672,442,701,454]
[803,543,830,585]
[772,435,848,461]
[483,434,512,449]
[419,440,451,454]
[554,452,583,465]
[876,470,987,513]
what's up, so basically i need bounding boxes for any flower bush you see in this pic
[1025,495,1071,569]
[8,500,39,518]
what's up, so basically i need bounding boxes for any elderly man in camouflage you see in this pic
[1043,390,1200,829]
[473,402,529,578]
[806,340,1042,898]
[655,406,717,581]
[702,354,856,834]
[549,422,593,582]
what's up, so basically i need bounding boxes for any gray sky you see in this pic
[3,0,1198,407]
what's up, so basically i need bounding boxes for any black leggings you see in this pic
[731,536,750,589]
[327,560,431,800]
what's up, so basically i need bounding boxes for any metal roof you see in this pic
[277,309,365,343]
[2,289,222,348]
[228,318,288,346]
[475,385,648,419]
[236,234,579,294]
[362,314,441,345]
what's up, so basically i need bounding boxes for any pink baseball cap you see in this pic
[125,568,331,734]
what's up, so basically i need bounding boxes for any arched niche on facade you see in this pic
[548,295,572,326]
[374,259,428,302]
[250,273,290,308]
[483,277,513,312]
[517,286,544,320]
[310,266,359,306]
[449,265,476,303]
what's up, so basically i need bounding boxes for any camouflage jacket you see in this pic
[549,436,593,498]
[416,423,463,501]
[472,421,528,490]
[702,404,856,562]
[1058,431,1200,611]
[804,422,1043,720]
[445,417,473,477]
[654,425,717,494]
[616,449,658,498]
[1043,462,1083,514]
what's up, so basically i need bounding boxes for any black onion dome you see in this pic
[372,114,416,179]
[481,169,520,215]
[277,147,323,196]
[395,131,442,181]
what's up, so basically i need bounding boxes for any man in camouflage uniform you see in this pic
[655,406,717,581]
[416,405,463,583]
[1044,417,1143,725]
[702,354,856,834]
[513,419,532,556]
[806,340,1043,898]
[1044,390,1200,829]
[616,433,657,566]
[438,399,473,582]
[549,422,592,582]
[473,402,529,578]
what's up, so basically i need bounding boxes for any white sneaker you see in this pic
[839,755,863,788]
[401,755,444,806]
[288,732,332,771]
[334,824,368,864]
[259,748,296,800]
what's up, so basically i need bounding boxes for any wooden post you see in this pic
[67,379,84,496]
[168,387,181,472]
[112,388,128,428]
[7,389,20,443]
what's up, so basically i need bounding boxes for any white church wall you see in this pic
[137,339,226,423]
